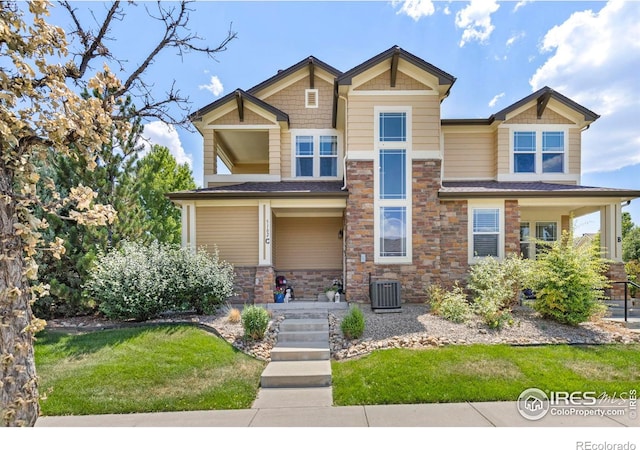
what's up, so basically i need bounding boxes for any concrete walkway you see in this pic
[35,401,638,427]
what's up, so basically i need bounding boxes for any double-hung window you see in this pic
[375,108,411,263]
[512,127,567,175]
[293,131,339,178]
[468,201,504,263]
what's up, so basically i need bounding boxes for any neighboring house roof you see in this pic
[167,181,348,200]
[574,233,598,250]
[439,181,640,199]
[188,88,289,124]
[442,86,600,126]
[336,45,456,87]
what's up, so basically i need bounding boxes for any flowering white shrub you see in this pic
[84,241,234,320]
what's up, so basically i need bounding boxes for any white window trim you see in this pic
[290,129,342,180]
[508,125,570,176]
[374,106,412,264]
[468,200,505,264]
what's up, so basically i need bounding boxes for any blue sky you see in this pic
[48,1,640,233]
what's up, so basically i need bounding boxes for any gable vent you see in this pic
[305,89,319,108]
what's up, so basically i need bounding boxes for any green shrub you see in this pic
[531,231,609,326]
[428,283,472,324]
[241,305,270,340]
[625,260,640,297]
[467,255,533,329]
[341,306,365,339]
[84,241,234,321]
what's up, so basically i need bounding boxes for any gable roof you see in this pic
[188,88,289,125]
[442,86,600,126]
[493,86,600,122]
[247,55,342,95]
[337,45,456,87]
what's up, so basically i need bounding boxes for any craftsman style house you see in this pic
[168,46,640,303]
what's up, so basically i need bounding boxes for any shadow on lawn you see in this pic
[36,324,189,358]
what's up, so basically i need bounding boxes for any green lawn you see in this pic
[35,325,266,416]
[332,344,640,406]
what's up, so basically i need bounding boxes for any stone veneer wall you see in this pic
[605,262,628,300]
[228,266,257,303]
[505,200,521,256]
[345,159,445,303]
[439,200,468,289]
[275,270,343,300]
[254,266,275,304]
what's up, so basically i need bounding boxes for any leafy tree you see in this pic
[0,1,235,426]
[622,227,640,262]
[136,145,196,244]
[622,212,634,240]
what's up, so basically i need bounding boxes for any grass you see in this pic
[332,344,640,406]
[35,325,266,416]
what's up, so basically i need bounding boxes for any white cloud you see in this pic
[443,6,451,16]
[140,121,193,168]
[454,0,500,47]
[530,0,640,174]
[198,75,224,97]
[393,0,435,21]
[506,31,525,47]
[488,92,505,108]
[513,1,531,13]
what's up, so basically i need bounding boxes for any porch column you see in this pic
[181,202,196,251]
[258,200,272,266]
[600,203,622,261]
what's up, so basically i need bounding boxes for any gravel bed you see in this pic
[47,304,639,362]
[329,304,640,360]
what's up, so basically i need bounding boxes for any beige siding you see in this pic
[569,128,581,174]
[232,164,269,174]
[203,129,216,177]
[355,69,431,91]
[209,108,273,126]
[196,206,258,266]
[264,77,334,129]
[269,127,281,176]
[497,127,510,174]
[348,95,440,152]
[504,105,575,125]
[280,129,292,178]
[275,217,343,270]
[443,132,496,179]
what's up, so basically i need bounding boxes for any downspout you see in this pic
[340,94,349,191]
[339,94,349,297]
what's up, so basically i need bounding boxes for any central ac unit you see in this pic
[370,280,401,310]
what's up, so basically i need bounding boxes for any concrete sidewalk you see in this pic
[35,401,638,427]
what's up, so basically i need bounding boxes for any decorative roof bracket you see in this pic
[308,57,315,89]
[390,48,400,88]
[235,90,244,122]
[537,90,552,119]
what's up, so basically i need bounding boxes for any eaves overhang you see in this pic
[188,89,289,125]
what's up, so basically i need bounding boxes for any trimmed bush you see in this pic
[84,241,234,321]
[427,283,472,324]
[467,255,533,329]
[341,305,365,339]
[241,305,270,340]
[531,231,608,326]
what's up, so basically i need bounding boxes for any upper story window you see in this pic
[293,131,339,178]
[512,128,566,174]
[379,112,407,142]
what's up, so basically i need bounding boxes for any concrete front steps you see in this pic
[253,306,335,408]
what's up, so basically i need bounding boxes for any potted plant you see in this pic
[324,286,337,301]
[274,287,285,303]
